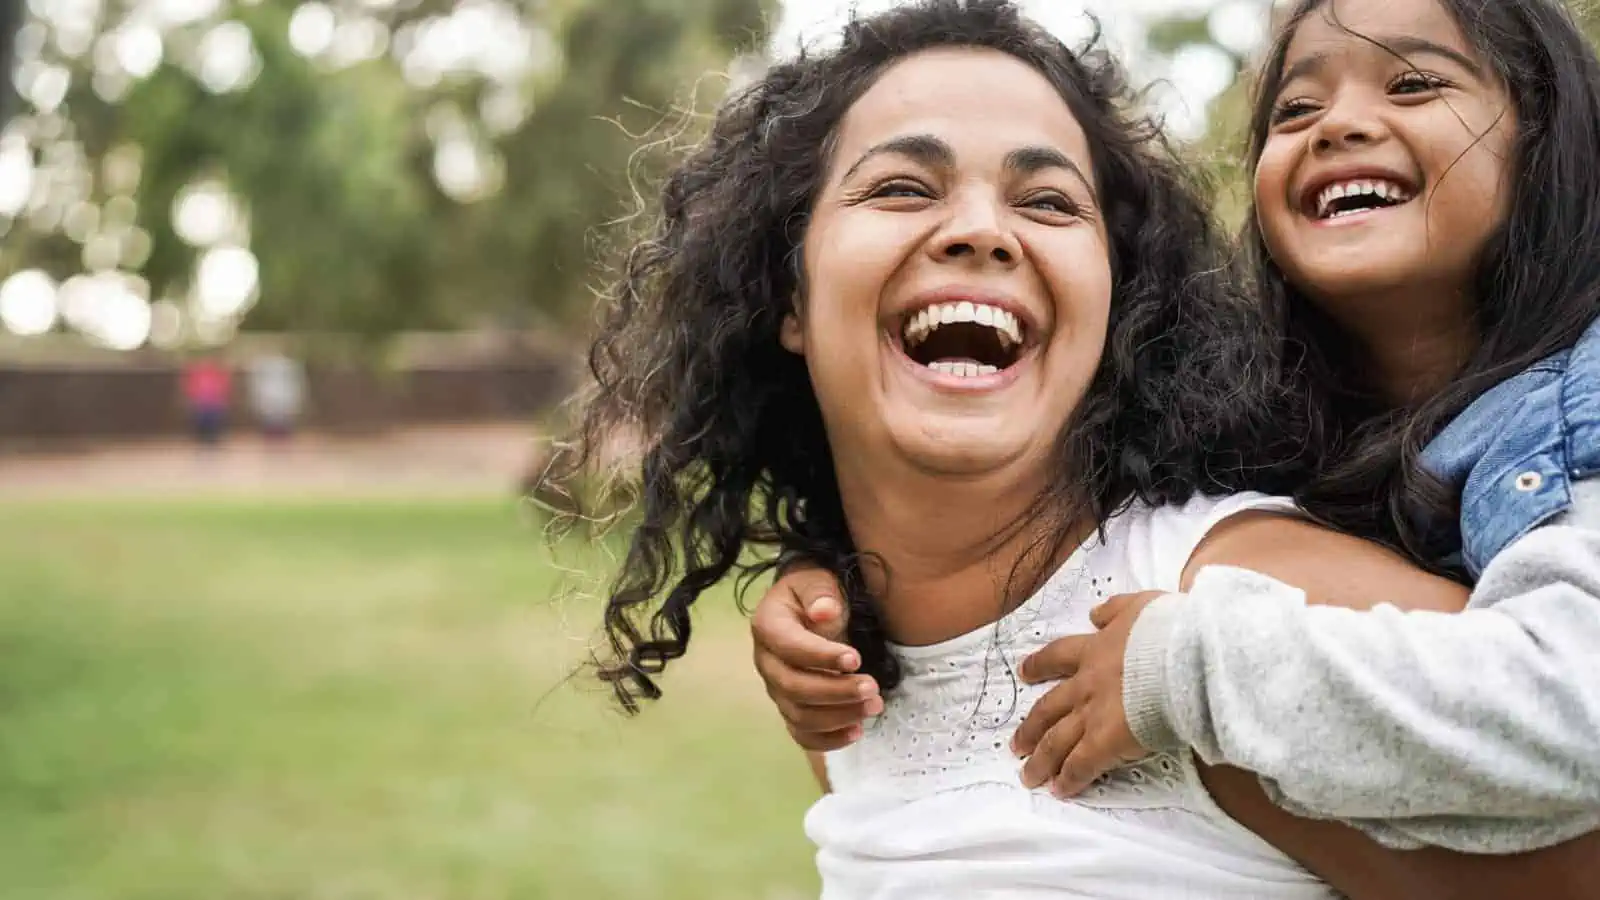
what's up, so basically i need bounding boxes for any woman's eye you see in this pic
[1021,193,1077,216]
[868,180,933,199]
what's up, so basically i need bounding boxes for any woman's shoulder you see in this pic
[1110,492,1302,537]
[1104,492,1303,593]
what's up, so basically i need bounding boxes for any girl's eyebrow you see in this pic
[1382,35,1486,78]
[1279,34,1486,87]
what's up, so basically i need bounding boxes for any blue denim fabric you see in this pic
[1422,317,1600,578]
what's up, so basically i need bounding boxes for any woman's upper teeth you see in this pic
[903,301,1022,348]
[1316,179,1412,218]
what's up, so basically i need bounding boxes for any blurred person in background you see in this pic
[181,353,232,448]
[248,351,306,444]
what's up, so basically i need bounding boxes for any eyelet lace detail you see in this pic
[833,550,1196,811]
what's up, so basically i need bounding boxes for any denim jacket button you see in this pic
[1514,471,1544,492]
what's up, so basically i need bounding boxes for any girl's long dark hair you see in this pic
[1244,0,1600,568]
[561,0,1312,712]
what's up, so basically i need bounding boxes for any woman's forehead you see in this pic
[828,47,1094,176]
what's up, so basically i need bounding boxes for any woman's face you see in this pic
[782,47,1112,490]
[1254,0,1516,320]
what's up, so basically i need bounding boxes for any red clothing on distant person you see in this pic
[183,360,231,409]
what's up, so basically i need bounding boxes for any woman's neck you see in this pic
[834,464,1089,647]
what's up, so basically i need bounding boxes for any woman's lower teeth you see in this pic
[928,360,999,377]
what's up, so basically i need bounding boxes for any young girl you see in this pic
[754,0,1600,861]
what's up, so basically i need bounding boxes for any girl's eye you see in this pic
[1270,99,1318,125]
[1391,71,1448,95]
[1020,192,1078,216]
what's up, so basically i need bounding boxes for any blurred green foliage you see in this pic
[13,0,1600,350]
[4,0,775,346]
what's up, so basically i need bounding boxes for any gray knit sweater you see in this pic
[1122,493,1600,853]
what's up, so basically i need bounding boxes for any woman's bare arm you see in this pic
[1198,765,1600,900]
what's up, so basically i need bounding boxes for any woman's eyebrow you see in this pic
[1004,146,1095,199]
[841,135,1093,197]
[841,134,953,181]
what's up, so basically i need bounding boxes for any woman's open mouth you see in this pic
[899,301,1027,378]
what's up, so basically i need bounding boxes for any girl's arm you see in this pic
[1160,511,1600,897]
[1140,511,1600,855]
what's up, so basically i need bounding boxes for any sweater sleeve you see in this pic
[1122,523,1600,853]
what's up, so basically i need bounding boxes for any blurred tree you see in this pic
[0,0,18,120]
[1146,14,1221,60]
[1139,5,1261,226]
[1,0,774,350]
[442,0,777,331]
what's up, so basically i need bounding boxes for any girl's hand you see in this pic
[1012,591,1164,796]
[751,565,882,751]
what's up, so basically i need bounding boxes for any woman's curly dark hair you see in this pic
[559,0,1313,712]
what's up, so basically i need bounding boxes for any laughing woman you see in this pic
[557,1,1518,897]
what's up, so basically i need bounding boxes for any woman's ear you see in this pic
[777,293,806,352]
[780,310,806,355]
[782,244,810,354]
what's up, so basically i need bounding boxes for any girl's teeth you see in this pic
[1315,179,1413,219]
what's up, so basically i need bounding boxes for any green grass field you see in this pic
[0,498,820,900]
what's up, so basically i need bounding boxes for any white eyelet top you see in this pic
[805,493,1339,900]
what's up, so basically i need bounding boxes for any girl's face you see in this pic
[1254,0,1516,324]
[781,47,1112,489]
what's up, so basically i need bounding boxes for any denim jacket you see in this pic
[1422,315,1600,578]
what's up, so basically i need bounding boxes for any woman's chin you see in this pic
[884,421,1041,480]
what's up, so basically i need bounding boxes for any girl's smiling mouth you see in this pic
[1298,167,1423,224]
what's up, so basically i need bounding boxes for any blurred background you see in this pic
[2,1,1596,898]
